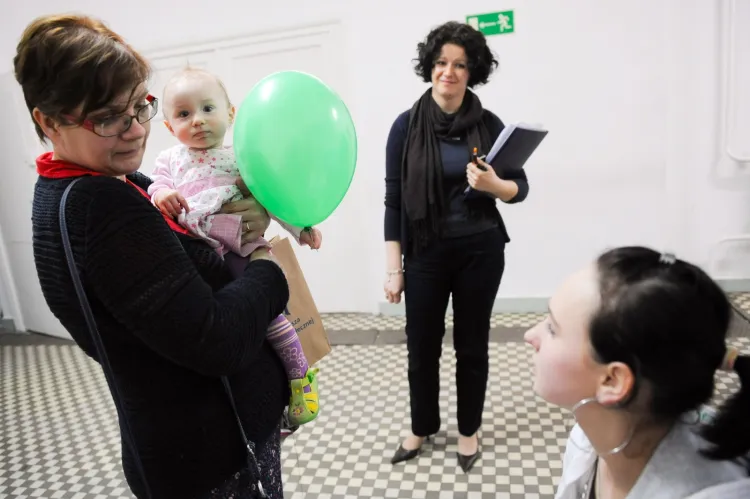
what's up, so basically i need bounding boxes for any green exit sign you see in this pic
[466,10,515,36]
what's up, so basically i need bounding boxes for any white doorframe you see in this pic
[0,224,24,331]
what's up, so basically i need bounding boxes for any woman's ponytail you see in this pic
[701,353,750,461]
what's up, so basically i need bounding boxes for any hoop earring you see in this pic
[568,397,635,456]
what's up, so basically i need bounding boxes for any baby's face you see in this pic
[163,74,234,149]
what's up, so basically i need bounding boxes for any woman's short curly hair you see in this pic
[13,14,151,142]
[413,21,498,88]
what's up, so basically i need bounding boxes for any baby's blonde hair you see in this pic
[162,65,233,118]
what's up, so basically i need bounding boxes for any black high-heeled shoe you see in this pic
[390,434,433,465]
[456,449,481,473]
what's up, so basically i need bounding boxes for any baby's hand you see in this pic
[299,227,322,250]
[153,189,190,218]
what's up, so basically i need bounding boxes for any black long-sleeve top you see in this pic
[31,171,290,498]
[384,109,529,255]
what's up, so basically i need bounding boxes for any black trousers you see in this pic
[403,227,505,437]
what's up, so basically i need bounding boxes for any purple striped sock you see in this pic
[267,315,310,391]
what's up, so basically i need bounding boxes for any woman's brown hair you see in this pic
[13,14,152,142]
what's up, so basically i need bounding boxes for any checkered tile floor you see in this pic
[2,336,749,499]
[319,313,545,331]
[321,292,750,332]
[317,292,750,332]
[730,292,750,318]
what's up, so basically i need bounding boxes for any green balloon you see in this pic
[233,70,357,228]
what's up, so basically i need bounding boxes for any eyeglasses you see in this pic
[75,95,159,137]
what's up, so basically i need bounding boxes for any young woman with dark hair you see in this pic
[525,246,750,498]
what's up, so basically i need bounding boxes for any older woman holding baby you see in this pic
[14,13,290,499]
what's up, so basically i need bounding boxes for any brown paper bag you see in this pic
[269,236,331,366]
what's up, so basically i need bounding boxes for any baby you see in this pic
[149,67,321,426]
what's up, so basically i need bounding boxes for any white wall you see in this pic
[1,0,749,331]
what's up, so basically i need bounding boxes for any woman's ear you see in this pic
[596,361,636,407]
[32,108,59,139]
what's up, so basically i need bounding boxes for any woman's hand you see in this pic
[466,159,519,201]
[384,271,404,304]
[220,178,271,242]
[466,158,500,194]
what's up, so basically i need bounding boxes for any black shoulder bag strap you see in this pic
[59,178,268,499]
[220,378,267,498]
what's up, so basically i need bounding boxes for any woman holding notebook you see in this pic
[383,20,530,473]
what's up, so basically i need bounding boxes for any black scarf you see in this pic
[401,88,491,253]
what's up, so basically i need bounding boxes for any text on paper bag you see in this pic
[284,305,317,335]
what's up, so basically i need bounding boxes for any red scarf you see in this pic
[36,152,190,235]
